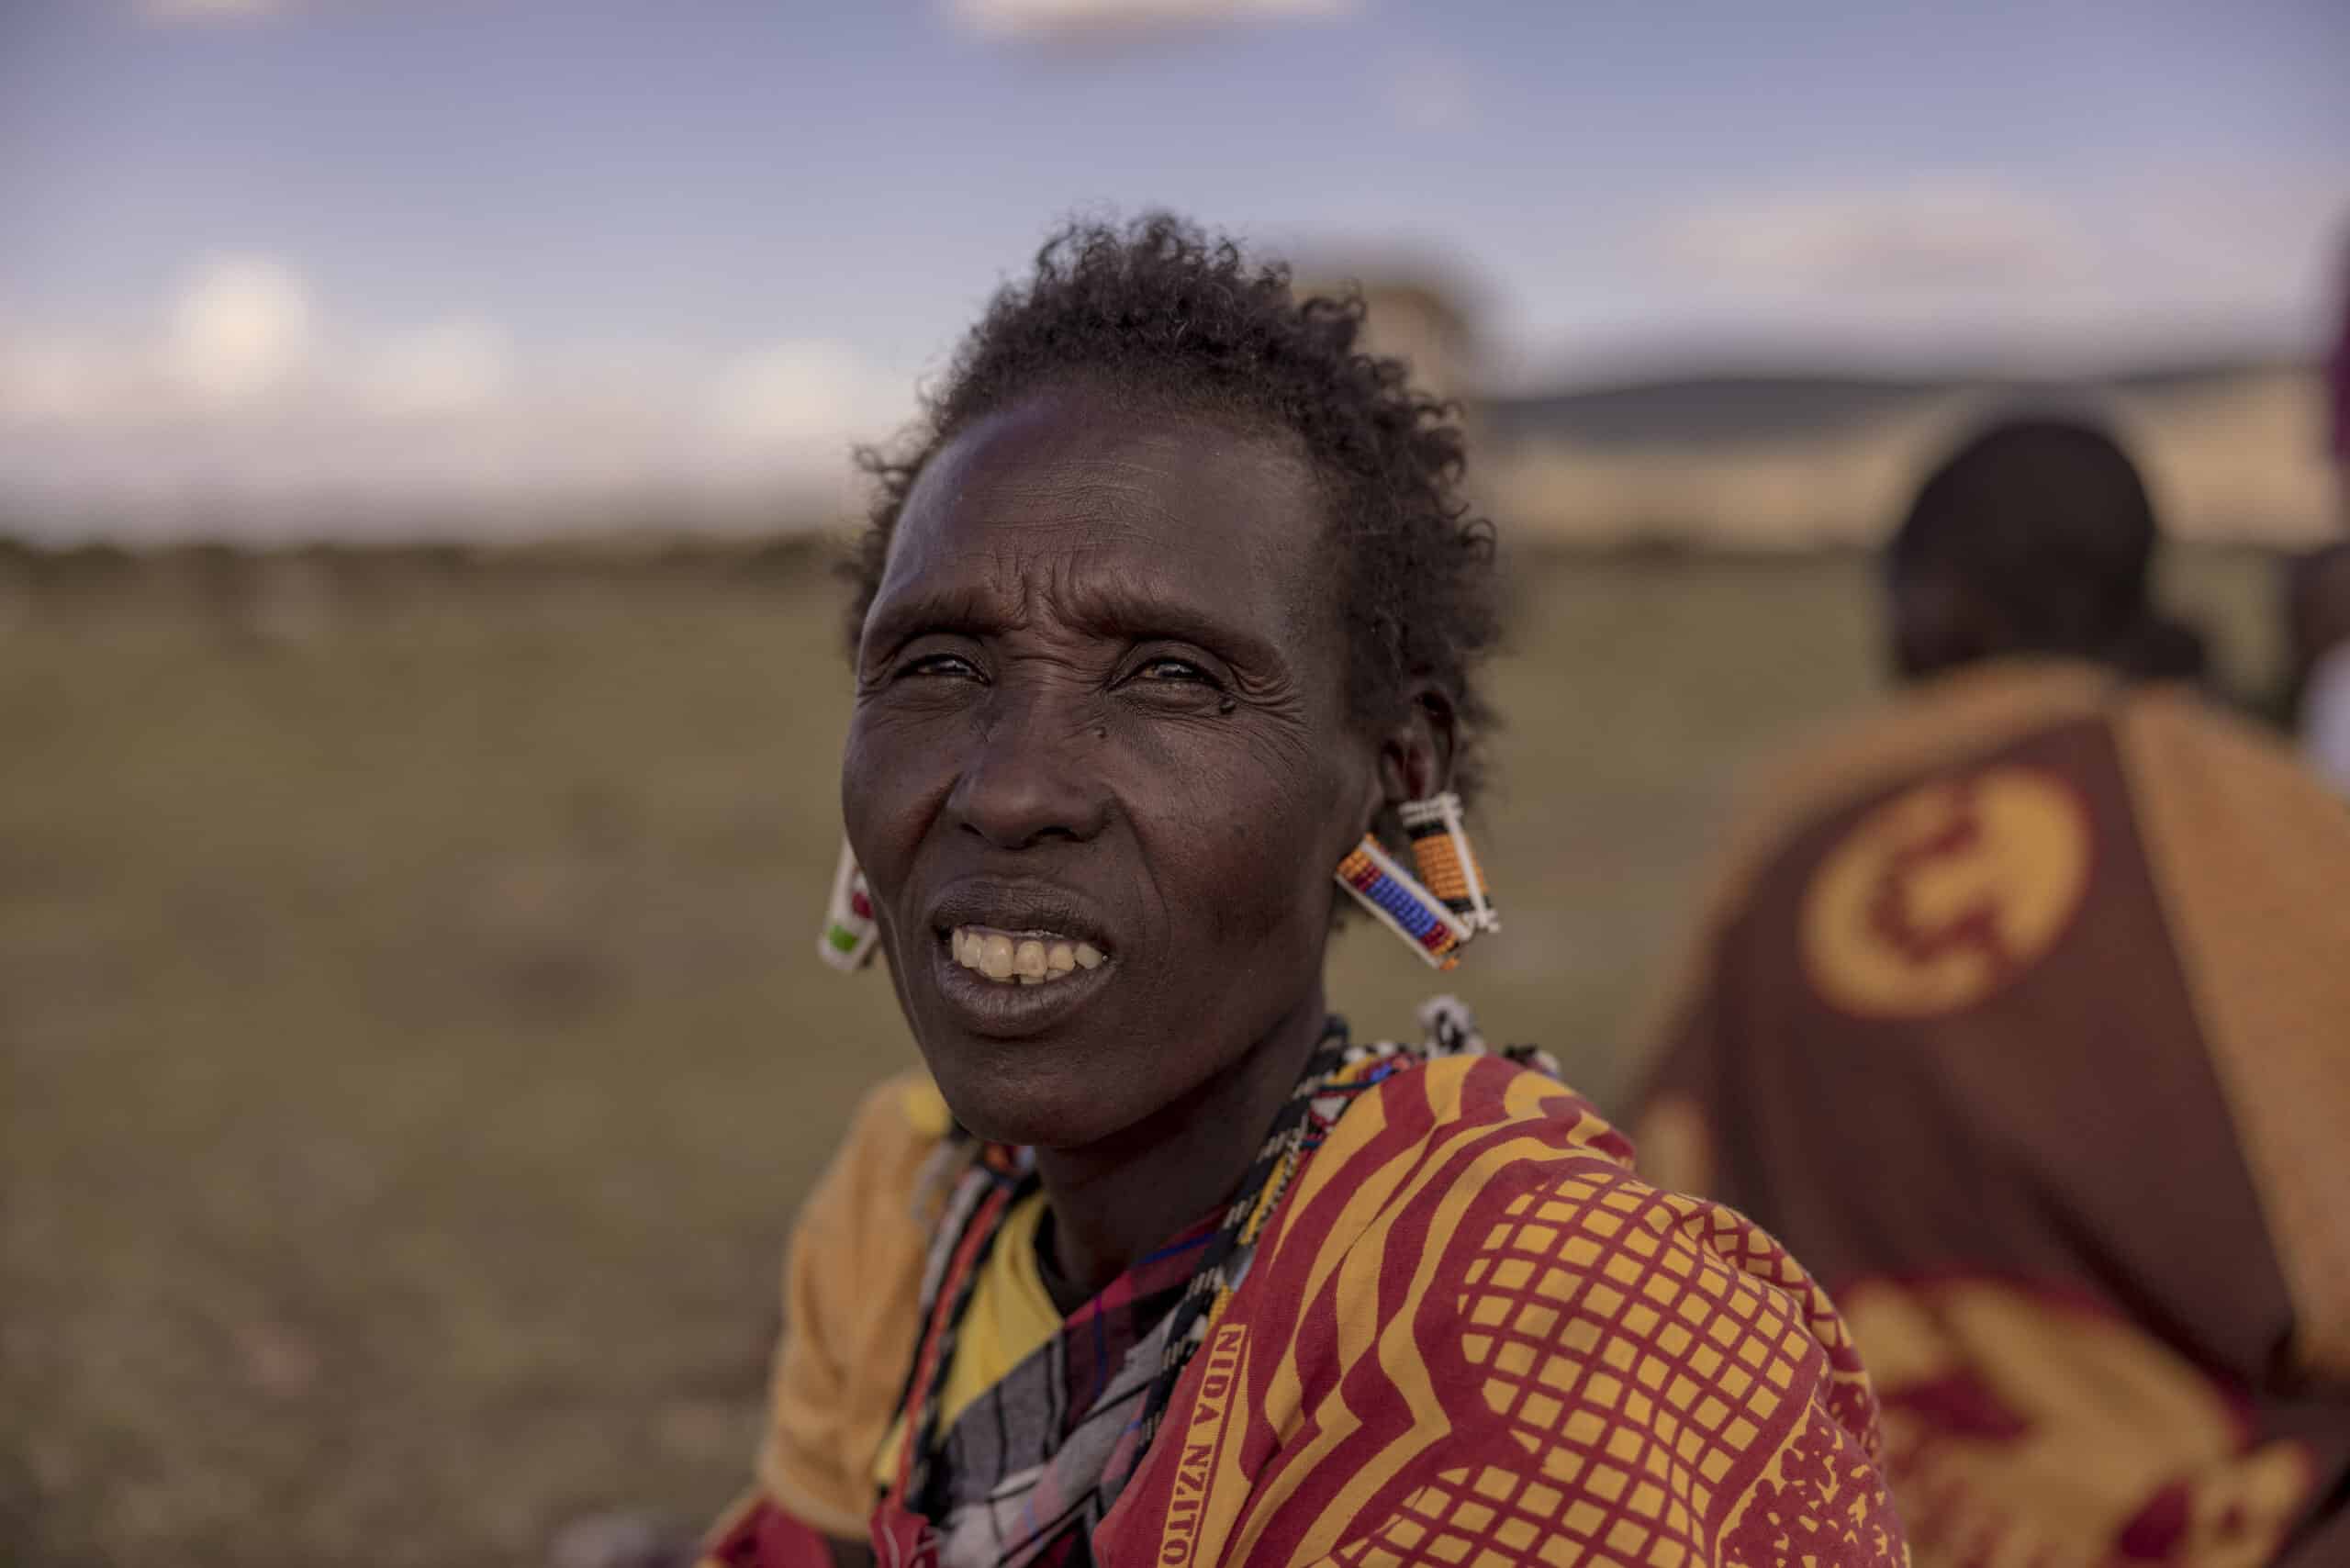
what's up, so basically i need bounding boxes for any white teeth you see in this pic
[979,933,1014,980]
[949,925,1108,986]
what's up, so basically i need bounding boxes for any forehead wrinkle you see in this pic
[879,393,1337,660]
[931,496,1297,631]
[880,534,1129,644]
[1047,554,1290,664]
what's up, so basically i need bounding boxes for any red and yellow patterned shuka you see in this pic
[709,1033,1908,1567]
[1634,659,2350,1568]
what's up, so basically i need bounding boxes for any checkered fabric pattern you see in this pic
[1328,1165,1886,1568]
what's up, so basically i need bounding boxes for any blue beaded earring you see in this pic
[1333,791,1499,970]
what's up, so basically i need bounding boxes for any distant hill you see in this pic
[1483,357,2308,449]
[1475,357,2333,547]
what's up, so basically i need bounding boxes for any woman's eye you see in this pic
[1136,656,1214,684]
[901,652,982,680]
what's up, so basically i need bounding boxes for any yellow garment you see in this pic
[868,1188,1064,1494]
[936,1190,1060,1427]
[754,1075,946,1539]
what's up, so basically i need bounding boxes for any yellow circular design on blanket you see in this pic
[1802,764,2091,1018]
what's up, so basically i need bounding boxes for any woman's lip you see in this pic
[926,927,1114,1038]
[925,880,1114,953]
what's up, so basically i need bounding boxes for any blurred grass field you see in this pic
[0,543,2280,1567]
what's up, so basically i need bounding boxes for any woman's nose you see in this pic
[949,692,1113,851]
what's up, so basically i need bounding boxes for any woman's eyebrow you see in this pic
[860,587,1006,659]
[1059,587,1287,671]
[866,577,1291,672]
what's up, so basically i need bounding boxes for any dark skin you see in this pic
[842,382,1451,1319]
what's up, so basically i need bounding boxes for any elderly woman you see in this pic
[703,218,1902,1568]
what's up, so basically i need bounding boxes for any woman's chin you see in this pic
[917,1044,1150,1154]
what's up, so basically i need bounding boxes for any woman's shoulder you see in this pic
[1216,1052,1898,1564]
[777,1069,957,1369]
[821,1070,957,1212]
[1273,1049,1882,1449]
[755,1071,952,1540]
[774,1071,956,1266]
[1147,1053,1898,1568]
[1303,1047,1639,1202]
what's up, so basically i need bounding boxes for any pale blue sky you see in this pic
[1,0,2344,526]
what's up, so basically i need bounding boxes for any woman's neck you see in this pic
[1030,984,1331,1316]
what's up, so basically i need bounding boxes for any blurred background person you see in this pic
[2332,229,2350,532]
[1881,420,2209,684]
[1631,417,2350,1567]
[2297,228,2350,788]
[2284,541,2350,792]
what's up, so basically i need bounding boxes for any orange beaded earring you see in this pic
[1332,791,1499,970]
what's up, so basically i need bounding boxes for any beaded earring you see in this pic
[1333,790,1499,970]
[816,839,880,971]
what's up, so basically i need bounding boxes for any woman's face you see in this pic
[842,386,1376,1149]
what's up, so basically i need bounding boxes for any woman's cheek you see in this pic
[839,711,939,886]
[1143,735,1321,934]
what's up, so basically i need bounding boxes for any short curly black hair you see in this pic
[845,212,1500,819]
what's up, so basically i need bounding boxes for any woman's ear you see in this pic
[1376,682,1458,810]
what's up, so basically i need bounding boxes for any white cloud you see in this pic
[168,254,317,405]
[706,340,905,450]
[946,0,1353,45]
[0,263,919,535]
[1657,181,2096,294]
[0,335,134,423]
[363,319,511,418]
